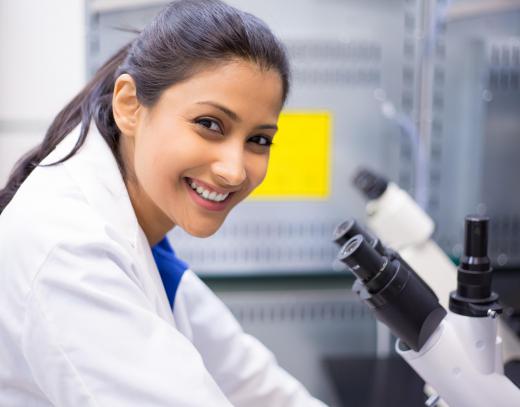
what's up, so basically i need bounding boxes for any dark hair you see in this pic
[0,0,290,214]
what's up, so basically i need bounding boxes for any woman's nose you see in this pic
[211,146,247,187]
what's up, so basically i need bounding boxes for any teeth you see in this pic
[188,179,229,202]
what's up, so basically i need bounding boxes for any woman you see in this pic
[0,1,327,406]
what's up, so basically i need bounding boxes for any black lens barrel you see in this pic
[336,232,446,351]
[449,215,501,317]
[465,215,488,258]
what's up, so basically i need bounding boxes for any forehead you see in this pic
[157,60,284,119]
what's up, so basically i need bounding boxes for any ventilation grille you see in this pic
[169,220,343,273]
[286,39,382,87]
[228,299,373,325]
[484,40,520,266]
[488,214,520,266]
[489,68,520,91]
[488,42,520,92]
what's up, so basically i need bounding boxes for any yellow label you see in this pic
[249,111,332,200]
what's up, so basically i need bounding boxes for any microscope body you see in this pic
[361,178,520,364]
[397,312,519,407]
[334,208,520,406]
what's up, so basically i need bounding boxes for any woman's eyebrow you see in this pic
[196,101,278,131]
[256,123,278,131]
[196,101,240,121]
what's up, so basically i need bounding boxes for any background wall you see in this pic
[0,0,87,186]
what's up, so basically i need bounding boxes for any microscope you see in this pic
[333,215,520,406]
[351,168,520,364]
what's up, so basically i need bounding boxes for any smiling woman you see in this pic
[115,60,283,241]
[0,1,327,406]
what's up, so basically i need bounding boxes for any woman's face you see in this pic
[117,60,284,243]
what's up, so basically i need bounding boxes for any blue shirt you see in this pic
[152,237,189,310]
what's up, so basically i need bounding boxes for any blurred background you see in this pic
[1,0,520,405]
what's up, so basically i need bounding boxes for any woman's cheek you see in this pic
[252,155,270,187]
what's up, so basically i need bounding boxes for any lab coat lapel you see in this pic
[42,123,175,324]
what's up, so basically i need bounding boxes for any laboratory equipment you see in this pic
[353,167,520,364]
[333,215,520,406]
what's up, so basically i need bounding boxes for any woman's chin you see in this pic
[181,221,223,238]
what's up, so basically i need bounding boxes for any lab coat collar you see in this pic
[41,122,141,249]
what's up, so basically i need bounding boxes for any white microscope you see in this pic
[332,169,520,406]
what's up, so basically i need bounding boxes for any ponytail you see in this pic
[0,43,131,214]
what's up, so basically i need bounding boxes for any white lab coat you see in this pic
[0,123,327,407]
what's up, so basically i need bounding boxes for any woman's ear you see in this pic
[112,74,141,137]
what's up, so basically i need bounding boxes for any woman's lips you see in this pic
[185,177,236,195]
[184,177,233,212]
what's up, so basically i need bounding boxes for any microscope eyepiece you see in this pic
[338,234,363,260]
[449,215,501,317]
[459,215,491,280]
[464,215,489,260]
[338,235,387,282]
[333,218,385,254]
[334,226,446,351]
[353,168,388,200]
[332,219,358,247]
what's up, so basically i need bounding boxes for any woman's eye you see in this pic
[249,135,273,147]
[196,118,223,133]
